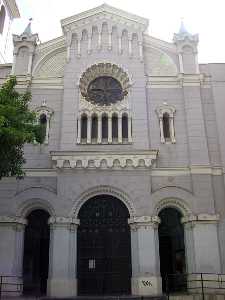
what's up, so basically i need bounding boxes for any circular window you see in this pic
[87,76,126,106]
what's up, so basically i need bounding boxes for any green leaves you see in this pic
[0,76,43,179]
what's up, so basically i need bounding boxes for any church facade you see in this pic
[0,4,225,297]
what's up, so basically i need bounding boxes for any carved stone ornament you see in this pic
[181,214,220,225]
[48,216,80,226]
[79,63,131,105]
[0,216,27,225]
[128,215,161,230]
[51,150,158,169]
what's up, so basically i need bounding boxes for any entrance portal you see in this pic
[23,209,50,295]
[158,208,186,292]
[77,195,131,295]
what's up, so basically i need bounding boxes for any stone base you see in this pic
[131,276,162,296]
[47,278,77,297]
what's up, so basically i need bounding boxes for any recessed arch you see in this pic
[70,185,135,219]
[155,197,192,218]
[77,194,131,295]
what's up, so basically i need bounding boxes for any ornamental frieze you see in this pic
[51,150,158,169]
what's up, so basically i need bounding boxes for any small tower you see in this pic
[12,19,39,77]
[173,21,199,74]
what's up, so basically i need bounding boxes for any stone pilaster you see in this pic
[182,214,221,274]
[47,217,79,297]
[128,216,162,296]
[0,216,27,295]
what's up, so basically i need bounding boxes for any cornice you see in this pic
[51,150,158,170]
[0,216,27,225]
[181,214,220,225]
[61,4,148,31]
[144,35,176,53]
[36,36,65,53]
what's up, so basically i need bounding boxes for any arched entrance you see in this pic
[23,209,50,295]
[158,207,186,292]
[77,195,131,295]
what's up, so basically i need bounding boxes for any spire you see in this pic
[22,18,33,36]
[173,19,198,44]
[179,19,189,35]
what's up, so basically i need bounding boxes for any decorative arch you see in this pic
[32,47,66,77]
[17,198,55,218]
[78,62,132,95]
[154,197,192,217]
[70,185,135,218]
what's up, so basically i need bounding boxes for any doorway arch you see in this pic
[158,207,186,292]
[77,194,131,295]
[23,209,50,295]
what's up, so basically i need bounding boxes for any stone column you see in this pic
[108,115,112,143]
[47,217,79,297]
[159,117,165,143]
[28,52,33,75]
[0,216,27,295]
[128,216,162,296]
[87,116,92,144]
[97,115,102,144]
[77,117,81,144]
[169,116,176,143]
[182,214,221,292]
[118,116,122,143]
[128,116,132,143]
[11,52,17,75]
[178,52,184,73]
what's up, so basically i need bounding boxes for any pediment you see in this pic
[61,4,149,34]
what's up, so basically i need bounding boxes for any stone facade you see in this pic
[0,4,225,297]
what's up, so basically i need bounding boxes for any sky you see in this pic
[12,0,225,63]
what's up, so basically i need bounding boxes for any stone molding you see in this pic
[61,4,148,33]
[155,198,192,217]
[128,216,161,230]
[51,150,158,169]
[71,185,135,218]
[181,214,220,225]
[79,62,131,101]
[0,216,27,225]
[48,217,80,230]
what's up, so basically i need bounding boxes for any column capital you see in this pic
[48,216,80,229]
[0,216,27,225]
[128,215,160,230]
[0,216,27,231]
[181,214,219,226]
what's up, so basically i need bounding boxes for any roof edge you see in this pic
[61,3,149,29]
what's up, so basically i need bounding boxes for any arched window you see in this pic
[39,113,47,142]
[122,114,128,141]
[0,6,6,34]
[102,115,108,141]
[81,114,87,142]
[156,104,176,143]
[91,115,98,142]
[112,114,118,142]
[163,113,170,139]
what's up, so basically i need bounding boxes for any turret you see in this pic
[173,21,199,74]
[11,19,39,78]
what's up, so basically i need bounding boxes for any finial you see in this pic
[178,18,189,35]
[22,18,33,36]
